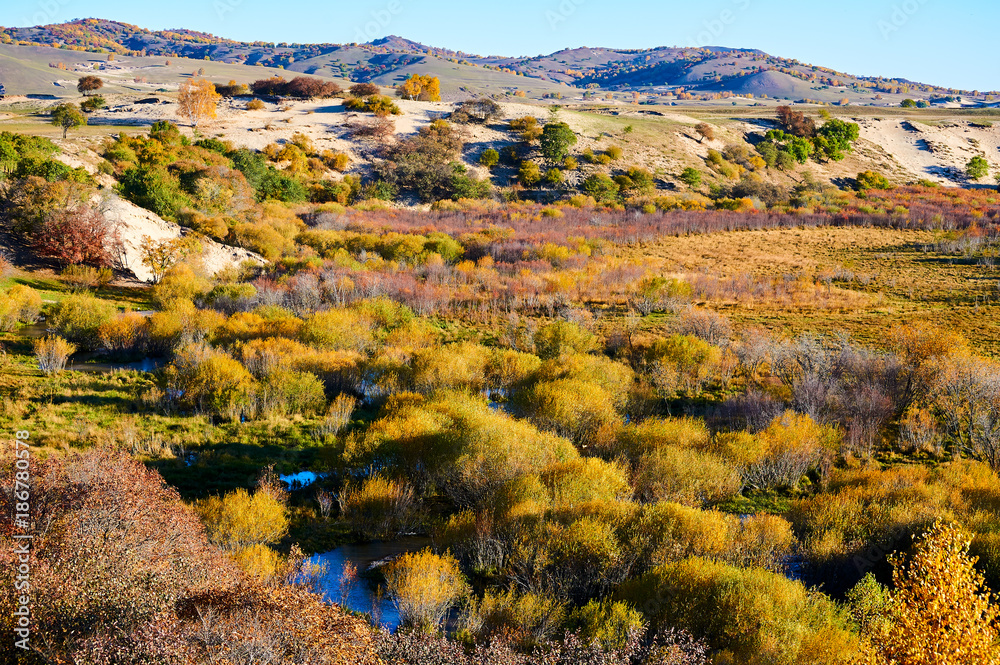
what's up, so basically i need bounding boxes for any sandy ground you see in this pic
[72,94,1000,190]
[855,118,1000,184]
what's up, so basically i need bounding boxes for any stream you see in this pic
[19,321,165,373]
[309,537,432,631]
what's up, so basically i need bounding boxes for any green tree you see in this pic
[967,155,990,180]
[50,103,87,138]
[519,161,542,187]
[544,167,564,187]
[479,147,499,169]
[679,167,702,188]
[814,119,860,162]
[581,173,620,204]
[540,122,577,162]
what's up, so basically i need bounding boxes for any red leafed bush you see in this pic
[31,206,122,267]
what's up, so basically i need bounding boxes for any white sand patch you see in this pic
[97,193,264,283]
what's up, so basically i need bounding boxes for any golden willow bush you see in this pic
[384,549,468,632]
[355,391,578,507]
[0,283,42,331]
[790,460,1000,577]
[618,557,862,665]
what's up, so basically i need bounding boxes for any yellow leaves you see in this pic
[97,312,148,353]
[874,521,1000,665]
[396,74,442,102]
[33,335,77,375]
[384,549,467,631]
[301,308,374,352]
[539,458,631,507]
[177,77,220,126]
[340,475,417,539]
[0,284,42,331]
[197,486,289,550]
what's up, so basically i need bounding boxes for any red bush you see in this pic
[31,206,122,267]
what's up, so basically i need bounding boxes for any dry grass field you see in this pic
[623,226,1000,351]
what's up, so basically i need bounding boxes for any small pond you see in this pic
[309,537,432,631]
[19,321,165,374]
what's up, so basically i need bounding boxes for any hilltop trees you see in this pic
[178,78,221,127]
[50,103,87,138]
[77,75,103,96]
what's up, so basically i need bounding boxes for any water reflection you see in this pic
[310,538,432,631]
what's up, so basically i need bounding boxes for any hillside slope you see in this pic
[1,19,995,105]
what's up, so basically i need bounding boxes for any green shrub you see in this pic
[618,557,862,664]
[48,294,117,348]
[534,321,597,359]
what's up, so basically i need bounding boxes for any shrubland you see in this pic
[4,104,1000,664]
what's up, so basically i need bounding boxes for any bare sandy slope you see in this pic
[98,193,264,283]
[854,118,1000,185]
[64,94,1000,199]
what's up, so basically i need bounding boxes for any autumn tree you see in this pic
[140,235,196,283]
[458,98,502,123]
[32,205,120,266]
[396,74,442,102]
[349,82,381,98]
[695,122,715,143]
[384,549,468,632]
[50,103,87,138]
[178,78,221,127]
[77,75,103,96]
[776,105,816,137]
[872,521,1000,665]
[34,335,76,374]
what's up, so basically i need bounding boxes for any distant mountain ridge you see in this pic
[0,18,992,100]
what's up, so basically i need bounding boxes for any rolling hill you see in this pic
[0,18,996,105]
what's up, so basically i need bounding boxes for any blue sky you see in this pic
[4,0,996,90]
